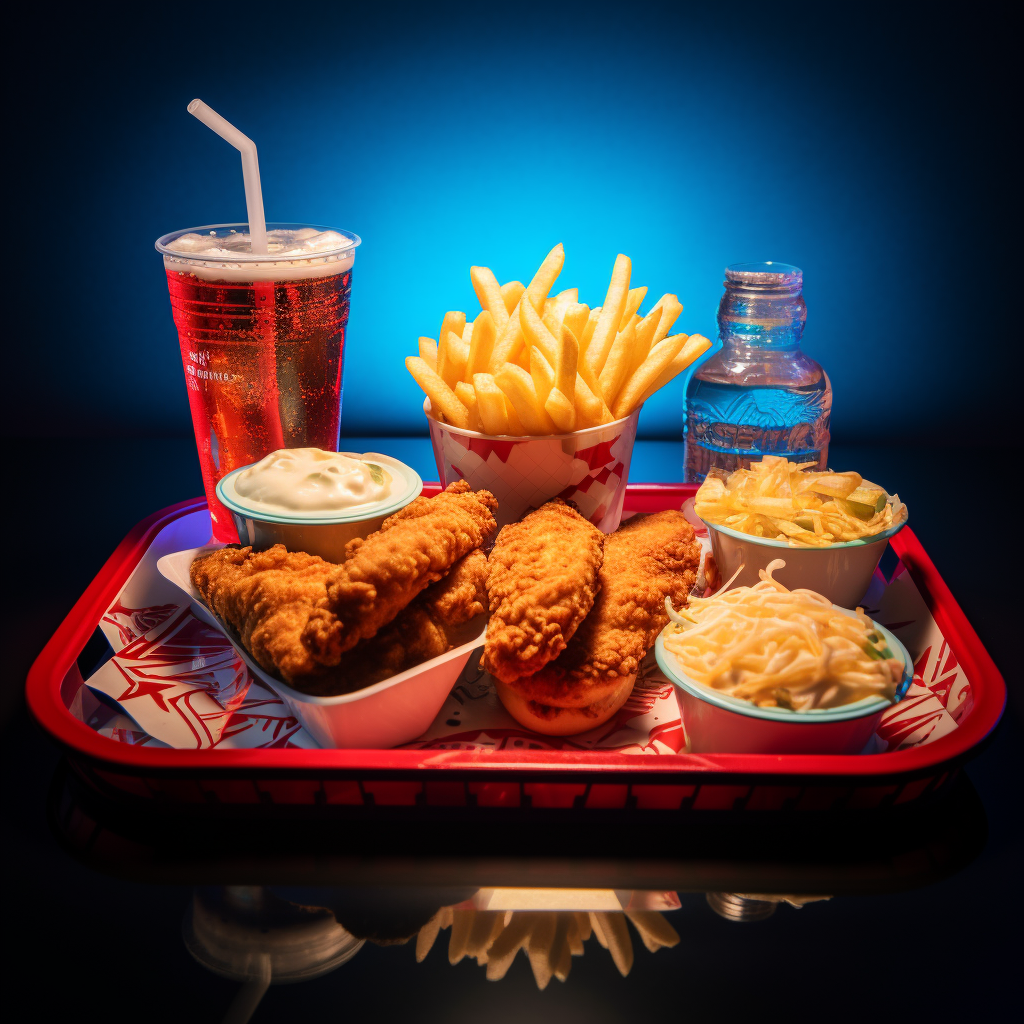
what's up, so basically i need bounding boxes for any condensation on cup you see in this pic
[156,223,361,541]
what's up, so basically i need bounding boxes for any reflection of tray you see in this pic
[49,757,986,894]
[27,486,1005,814]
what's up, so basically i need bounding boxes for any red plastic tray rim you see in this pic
[26,486,1006,779]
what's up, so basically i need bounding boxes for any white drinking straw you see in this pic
[187,99,268,254]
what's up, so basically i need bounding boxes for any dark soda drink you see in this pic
[157,225,360,541]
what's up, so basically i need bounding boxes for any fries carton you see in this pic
[425,399,640,531]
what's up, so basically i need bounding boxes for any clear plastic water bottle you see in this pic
[684,262,831,483]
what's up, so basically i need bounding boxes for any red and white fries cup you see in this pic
[425,398,640,531]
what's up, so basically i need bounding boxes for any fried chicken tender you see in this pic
[419,547,489,624]
[189,483,497,687]
[296,548,490,696]
[190,544,489,694]
[509,511,699,707]
[302,481,498,662]
[190,544,337,683]
[483,500,605,683]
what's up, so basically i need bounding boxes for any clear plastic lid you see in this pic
[156,223,361,282]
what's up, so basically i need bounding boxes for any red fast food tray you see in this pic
[26,485,1005,814]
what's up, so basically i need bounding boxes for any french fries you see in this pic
[466,310,496,379]
[471,266,510,333]
[500,280,525,313]
[495,363,556,434]
[417,336,437,371]
[472,372,510,435]
[454,381,484,431]
[405,245,710,435]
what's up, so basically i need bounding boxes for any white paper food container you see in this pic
[157,547,484,749]
[425,398,640,532]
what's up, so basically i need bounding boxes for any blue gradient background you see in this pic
[9,2,1010,441]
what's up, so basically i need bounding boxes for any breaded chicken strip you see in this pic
[509,510,699,707]
[304,481,497,662]
[190,544,489,694]
[419,547,489,624]
[189,483,496,684]
[190,544,336,683]
[483,500,605,683]
[296,548,490,696]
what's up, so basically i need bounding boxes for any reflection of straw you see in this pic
[221,952,270,1024]
[187,99,284,452]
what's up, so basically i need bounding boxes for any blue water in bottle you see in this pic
[684,262,831,483]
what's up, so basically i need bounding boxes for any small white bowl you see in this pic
[655,614,912,755]
[215,452,422,563]
[157,547,481,749]
[700,493,908,608]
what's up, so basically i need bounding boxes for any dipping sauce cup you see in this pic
[216,451,422,563]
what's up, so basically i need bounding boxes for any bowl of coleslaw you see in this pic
[216,449,422,562]
[654,560,913,754]
[694,459,908,608]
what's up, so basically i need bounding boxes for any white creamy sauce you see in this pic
[232,449,393,514]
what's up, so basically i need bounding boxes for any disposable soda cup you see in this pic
[156,223,361,541]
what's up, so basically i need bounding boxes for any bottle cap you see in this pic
[725,262,802,290]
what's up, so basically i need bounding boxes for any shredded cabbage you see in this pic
[664,561,902,710]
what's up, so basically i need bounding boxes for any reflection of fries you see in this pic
[591,911,634,976]
[625,910,681,953]
[405,246,709,435]
[415,905,679,989]
[485,912,537,980]
[527,913,557,989]
[416,908,444,962]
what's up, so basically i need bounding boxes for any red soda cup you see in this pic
[156,223,360,541]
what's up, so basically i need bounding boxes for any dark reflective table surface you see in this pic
[4,438,1020,1021]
